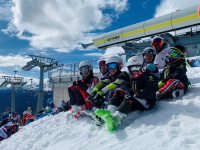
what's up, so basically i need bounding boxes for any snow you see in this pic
[1,67,200,150]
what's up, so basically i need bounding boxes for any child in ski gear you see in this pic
[26,107,32,115]
[156,45,188,100]
[152,35,170,69]
[51,100,71,115]
[21,111,34,126]
[142,47,159,78]
[99,60,110,81]
[68,61,99,116]
[186,58,200,68]
[0,112,13,128]
[38,98,56,119]
[0,124,19,141]
[95,55,158,131]
[90,56,130,112]
[81,56,130,125]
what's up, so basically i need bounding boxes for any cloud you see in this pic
[104,46,125,56]
[154,0,199,17]
[0,0,13,21]
[0,54,31,67]
[2,0,129,52]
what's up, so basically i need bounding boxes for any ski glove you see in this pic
[73,81,80,86]
[125,91,135,100]
[90,91,97,101]
[125,90,140,100]
[97,91,104,97]
[158,80,165,89]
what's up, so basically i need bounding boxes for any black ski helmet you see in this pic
[142,47,156,62]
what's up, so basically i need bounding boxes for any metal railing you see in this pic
[48,53,126,78]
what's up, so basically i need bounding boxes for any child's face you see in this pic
[109,68,117,75]
[83,71,90,77]
[100,65,107,74]
[144,54,153,63]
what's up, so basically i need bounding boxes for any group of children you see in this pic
[0,35,189,139]
[0,112,20,141]
[0,98,71,141]
[67,35,189,131]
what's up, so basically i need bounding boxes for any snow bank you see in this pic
[1,67,200,150]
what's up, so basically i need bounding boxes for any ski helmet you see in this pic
[98,60,108,74]
[98,60,106,67]
[79,61,92,75]
[142,47,156,62]
[127,55,145,79]
[46,98,53,106]
[151,35,163,47]
[1,112,10,120]
[168,45,186,63]
[106,56,121,70]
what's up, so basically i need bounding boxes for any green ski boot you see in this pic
[102,114,120,131]
[94,109,111,118]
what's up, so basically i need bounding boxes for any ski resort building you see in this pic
[49,5,200,105]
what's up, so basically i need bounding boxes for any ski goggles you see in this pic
[79,66,91,73]
[151,39,163,47]
[98,60,106,66]
[128,65,142,73]
[107,63,118,70]
[168,50,181,58]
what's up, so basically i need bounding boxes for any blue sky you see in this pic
[0,0,199,84]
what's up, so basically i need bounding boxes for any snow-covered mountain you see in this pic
[0,81,53,117]
[1,66,200,150]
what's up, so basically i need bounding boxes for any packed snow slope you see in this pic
[1,66,200,150]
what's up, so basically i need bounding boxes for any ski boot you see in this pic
[172,89,184,98]
[102,111,127,131]
[94,109,111,118]
[66,105,80,119]
[102,114,120,131]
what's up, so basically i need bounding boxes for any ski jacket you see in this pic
[99,72,110,81]
[160,58,188,90]
[95,71,130,94]
[21,114,33,126]
[154,43,170,69]
[0,119,13,128]
[78,76,99,94]
[131,70,158,109]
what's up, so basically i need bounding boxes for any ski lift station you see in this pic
[49,5,200,105]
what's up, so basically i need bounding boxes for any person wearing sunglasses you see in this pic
[68,61,99,118]
[156,45,188,100]
[98,60,110,81]
[94,55,158,131]
[85,56,130,125]
[152,35,170,69]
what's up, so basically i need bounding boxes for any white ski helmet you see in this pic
[127,55,143,67]
[79,61,92,74]
[106,55,121,70]
[127,55,145,79]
